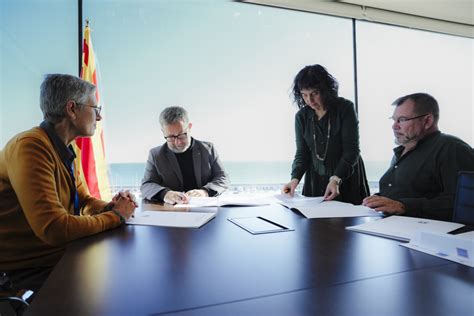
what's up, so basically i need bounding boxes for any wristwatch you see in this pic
[329,175,342,186]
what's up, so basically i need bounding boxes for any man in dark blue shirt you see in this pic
[363,93,474,221]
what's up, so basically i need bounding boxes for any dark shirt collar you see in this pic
[39,121,76,166]
[325,100,336,115]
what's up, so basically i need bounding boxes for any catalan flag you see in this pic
[74,21,112,201]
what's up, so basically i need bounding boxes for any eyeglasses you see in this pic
[85,105,102,116]
[389,113,429,124]
[164,132,188,142]
[77,102,102,116]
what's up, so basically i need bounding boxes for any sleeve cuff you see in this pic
[397,198,421,216]
[152,189,169,202]
[111,210,126,224]
[202,187,217,197]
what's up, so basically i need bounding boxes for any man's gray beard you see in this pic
[395,133,419,146]
[169,142,191,154]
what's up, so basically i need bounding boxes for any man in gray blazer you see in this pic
[141,106,229,204]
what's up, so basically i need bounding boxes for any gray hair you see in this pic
[40,74,96,123]
[159,106,189,127]
[392,92,440,124]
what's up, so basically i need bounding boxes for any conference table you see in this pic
[27,201,474,315]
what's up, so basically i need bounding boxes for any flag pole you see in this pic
[78,0,83,76]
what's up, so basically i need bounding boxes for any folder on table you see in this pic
[346,216,464,242]
[127,211,216,228]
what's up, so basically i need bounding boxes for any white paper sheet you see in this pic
[173,196,270,208]
[275,194,379,218]
[274,194,324,207]
[401,230,474,267]
[346,215,464,241]
[126,211,216,228]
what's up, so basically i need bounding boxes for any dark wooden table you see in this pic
[26,204,474,315]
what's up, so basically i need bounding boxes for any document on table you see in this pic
[274,194,325,207]
[274,194,379,218]
[126,211,216,228]
[174,196,270,208]
[401,230,474,267]
[346,215,464,242]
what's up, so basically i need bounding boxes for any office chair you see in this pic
[449,171,474,234]
[0,273,32,316]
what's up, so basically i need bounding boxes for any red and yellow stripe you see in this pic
[74,24,112,201]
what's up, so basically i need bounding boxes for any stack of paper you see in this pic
[126,211,216,228]
[402,230,474,267]
[346,216,464,241]
[275,194,379,218]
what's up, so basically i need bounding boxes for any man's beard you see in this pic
[168,140,191,153]
[395,133,419,146]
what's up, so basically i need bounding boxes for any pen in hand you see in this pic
[165,191,189,205]
[177,192,189,204]
[282,187,293,196]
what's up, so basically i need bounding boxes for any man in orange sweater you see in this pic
[0,74,136,297]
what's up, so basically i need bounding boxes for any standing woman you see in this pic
[282,64,370,204]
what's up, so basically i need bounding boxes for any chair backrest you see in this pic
[0,273,31,315]
[452,171,474,225]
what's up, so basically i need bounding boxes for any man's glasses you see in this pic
[164,132,188,142]
[77,102,102,116]
[389,113,429,124]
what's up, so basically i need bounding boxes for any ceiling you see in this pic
[240,0,474,37]
[339,0,473,25]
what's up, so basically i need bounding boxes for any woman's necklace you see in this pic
[312,115,331,161]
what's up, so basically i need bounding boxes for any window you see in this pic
[83,0,354,191]
[0,0,77,145]
[357,21,473,191]
[3,2,471,195]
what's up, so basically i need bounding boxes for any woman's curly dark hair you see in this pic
[292,64,339,109]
